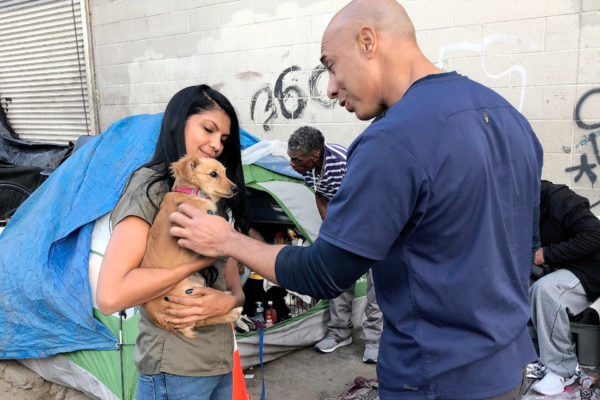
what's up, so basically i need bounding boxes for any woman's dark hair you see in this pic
[145,84,249,233]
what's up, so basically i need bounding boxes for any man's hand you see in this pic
[171,203,283,283]
[534,247,545,265]
[169,203,235,257]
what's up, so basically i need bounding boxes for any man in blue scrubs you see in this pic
[168,0,543,398]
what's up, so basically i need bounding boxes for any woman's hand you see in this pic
[163,287,237,329]
[97,216,218,315]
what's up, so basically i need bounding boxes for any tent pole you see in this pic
[119,310,126,400]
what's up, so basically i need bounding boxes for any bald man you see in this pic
[167,1,543,399]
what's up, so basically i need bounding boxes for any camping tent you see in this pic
[0,113,367,399]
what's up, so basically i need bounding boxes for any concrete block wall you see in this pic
[89,0,600,206]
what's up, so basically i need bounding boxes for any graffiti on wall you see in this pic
[566,135,599,185]
[574,88,600,130]
[435,33,537,112]
[250,65,335,131]
[250,34,536,131]
[566,88,600,191]
[247,37,600,205]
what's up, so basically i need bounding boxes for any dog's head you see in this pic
[170,155,238,202]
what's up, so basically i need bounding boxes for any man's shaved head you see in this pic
[320,0,438,120]
[326,0,415,41]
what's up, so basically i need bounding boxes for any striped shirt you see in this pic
[302,143,347,200]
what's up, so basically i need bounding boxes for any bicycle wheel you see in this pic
[0,182,31,222]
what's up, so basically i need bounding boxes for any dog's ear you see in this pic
[170,159,183,178]
[170,155,192,178]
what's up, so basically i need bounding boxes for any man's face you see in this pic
[288,149,319,174]
[320,24,382,120]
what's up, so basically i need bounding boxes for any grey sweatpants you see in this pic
[529,269,591,377]
[327,269,383,344]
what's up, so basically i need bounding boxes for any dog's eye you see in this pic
[209,171,218,178]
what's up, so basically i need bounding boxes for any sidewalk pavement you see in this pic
[244,329,377,400]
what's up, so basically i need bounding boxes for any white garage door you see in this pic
[0,0,96,144]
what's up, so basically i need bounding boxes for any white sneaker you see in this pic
[362,343,379,364]
[532,371,576,396]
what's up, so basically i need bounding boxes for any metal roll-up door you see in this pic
[0,0,96,145]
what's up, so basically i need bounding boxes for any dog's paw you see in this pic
[179,326,197,339]
[222,306,243,323]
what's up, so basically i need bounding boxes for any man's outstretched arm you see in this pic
[169,203,375,298]
[169,202,283,283]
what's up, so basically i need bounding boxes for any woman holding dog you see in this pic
[96,84,249,400]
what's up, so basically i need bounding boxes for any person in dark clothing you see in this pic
[530,180,600,396]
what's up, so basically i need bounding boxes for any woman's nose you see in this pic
[209,135,222,152]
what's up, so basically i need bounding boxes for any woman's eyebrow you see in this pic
[205,119,218,130]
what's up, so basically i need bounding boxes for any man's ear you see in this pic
[358,26,377,59]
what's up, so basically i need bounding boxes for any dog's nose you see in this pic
[231,185,238,195]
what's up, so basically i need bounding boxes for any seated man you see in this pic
[530,180,600,395]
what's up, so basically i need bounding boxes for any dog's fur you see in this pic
[141,154,242,338]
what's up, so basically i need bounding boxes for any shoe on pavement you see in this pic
[314,336,352,353]
[362,343,379,364]
[532,371,576,396]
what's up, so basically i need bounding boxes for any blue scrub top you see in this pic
[320,72,542,399]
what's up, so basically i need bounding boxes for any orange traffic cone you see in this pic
[233,328,250,400]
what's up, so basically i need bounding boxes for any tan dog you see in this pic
[141,154,242,338]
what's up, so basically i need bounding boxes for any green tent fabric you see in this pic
[243,164,322,243]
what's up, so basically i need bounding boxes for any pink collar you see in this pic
[174,187,210,199]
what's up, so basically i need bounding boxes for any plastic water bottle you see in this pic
[254,301,265,324]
